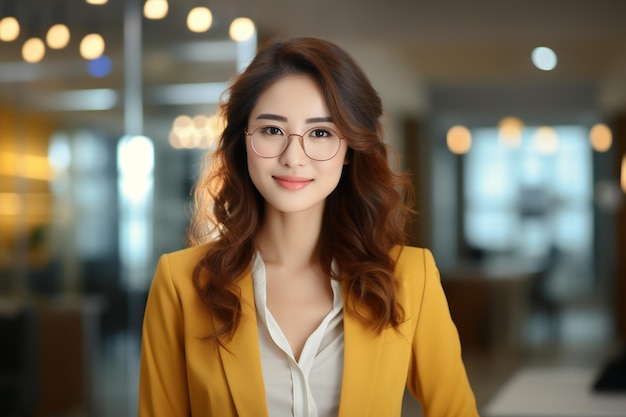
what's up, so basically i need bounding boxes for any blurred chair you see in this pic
[593,346,626,393]
[0,305,38,416]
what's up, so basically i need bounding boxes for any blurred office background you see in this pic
[1,0,626,416]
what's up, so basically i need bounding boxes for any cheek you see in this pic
[324,153,349,186]
[332,147,350,176]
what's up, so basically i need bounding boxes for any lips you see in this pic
[272,175,313,190]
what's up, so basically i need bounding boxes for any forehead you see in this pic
[249,74,330,121]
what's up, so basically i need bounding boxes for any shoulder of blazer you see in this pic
[391,246,436,311]
[165,243,211,268]
[152,243,216,303]
[392,245,433,280]
[157,243,212,283]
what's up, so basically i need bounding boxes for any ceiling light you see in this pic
[80,33,105,60]
[498,116,524,149]
[144,0,169,20]
[46,24,71,49]
[187,7,213,33]
[229,17,255,42]
[446,125,472,154]
[22,38,46,63]
[0,16,20,41]
[532,126,559,154]
[531,46,557,71]
[589,123,612,152]
[86,0,108,5]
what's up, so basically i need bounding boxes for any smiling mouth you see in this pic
[272,176,313,190]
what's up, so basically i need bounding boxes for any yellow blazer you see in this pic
[139,245,479,416]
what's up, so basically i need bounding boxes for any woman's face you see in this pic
[246,74,348,216]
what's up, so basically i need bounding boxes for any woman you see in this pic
[139,37,479,417]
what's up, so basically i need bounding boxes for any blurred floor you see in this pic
[91,332,140,417]
[471,297,619,416]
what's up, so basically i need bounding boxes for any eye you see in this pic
[308,128,335,139]
[260,126,284,136]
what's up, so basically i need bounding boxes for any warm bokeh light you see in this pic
[589,123,612,152]
[532,46,557,71]
[0,16,20,41]
[168,131,183,149]
[498,116,524,149]
[86,0,108,4]
[0,192,51,218]
[446,125,472,155]
[144,0,169,20]
[196,114,224,148]
[172,115,194,140]
[169,113,224,149]
[0,152,54,181]
[229,17,255,41]
[187,7,213,33]
[532,126,559,154]
[80,33,105,60]
[22,38,46,63]
[46,24,71,49]
[0,193,22,216]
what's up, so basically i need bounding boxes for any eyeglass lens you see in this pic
[249,126,342,161]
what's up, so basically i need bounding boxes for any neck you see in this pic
[256,204,324,268]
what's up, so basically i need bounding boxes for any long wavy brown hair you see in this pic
[188,37,415,344]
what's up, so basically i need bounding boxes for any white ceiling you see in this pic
[1,0,625,138]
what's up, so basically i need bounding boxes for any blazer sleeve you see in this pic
[406,248,479,417]
[139,254,191,417]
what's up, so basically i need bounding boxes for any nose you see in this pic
[278,134,306,166]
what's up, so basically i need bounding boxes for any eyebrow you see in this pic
[256,114,333,124]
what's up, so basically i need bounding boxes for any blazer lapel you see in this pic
[215,272,269,417]
[337,295,385,417]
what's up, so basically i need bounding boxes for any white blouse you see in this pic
[251,253,345,417]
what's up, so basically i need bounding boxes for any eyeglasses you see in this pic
[246,125,344,161]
